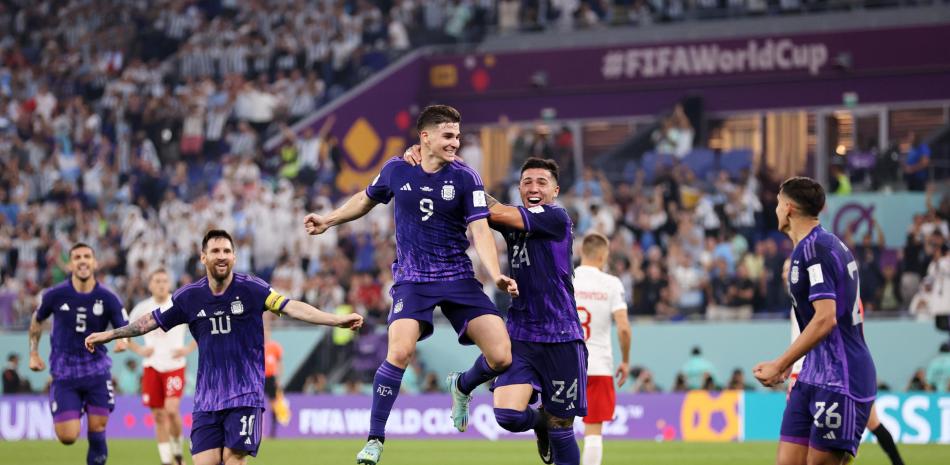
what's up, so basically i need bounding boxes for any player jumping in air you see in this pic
[86,230,363,465]
[29,243,129,465]
[754,177,876,465]
[304,105,518,465]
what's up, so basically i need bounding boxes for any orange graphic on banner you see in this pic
[430,64,458,88]
[336,117,405,193]
[680,390,741,442]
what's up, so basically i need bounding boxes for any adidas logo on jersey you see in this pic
[245,437,252,445]
[823,431,836,440]
[197,309,207,317]
[400,183,412,191]
[59,303,70,311]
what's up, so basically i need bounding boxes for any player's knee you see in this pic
[486,351,511,372]
[58,435,78,445]
[387,346,415,366]
[547,415,573,429]
[493,408,531,433]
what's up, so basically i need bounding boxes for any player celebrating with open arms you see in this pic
[29,242,128,465]
[86,230,363,465]
[303,105,517,465]
[754,177,876,465]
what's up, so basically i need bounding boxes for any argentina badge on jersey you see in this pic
[790,266,799,284]
[92,300,104,316]
[441,183,455,201]
[231,299,244,315]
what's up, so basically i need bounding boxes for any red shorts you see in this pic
[141,366,185,409]
[583,375,616,424]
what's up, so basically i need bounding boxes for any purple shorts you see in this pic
[492,340,589,419]
[389,278,500,345]
[780,381,871,456]
[49,373,115,422]
[191,407,264,457]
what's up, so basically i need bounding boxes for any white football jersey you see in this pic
[790,308,804,375]
[574,265,628,376]
[129,297,187,372]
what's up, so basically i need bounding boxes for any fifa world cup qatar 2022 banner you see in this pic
[3,392,949,443]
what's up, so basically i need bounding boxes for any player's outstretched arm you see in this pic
[468,218,519,297]
[754,299,836,387]
[85,312,160,353]
[304,191,378,235]
[27,313,45,372]
[483,193,526,230]
[282,300,364,330]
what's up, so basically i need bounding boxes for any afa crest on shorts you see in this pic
[393,299,404,314]
[441,184,455,201]
[231,299,244,315]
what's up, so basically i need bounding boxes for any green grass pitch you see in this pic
[1,439,946,464]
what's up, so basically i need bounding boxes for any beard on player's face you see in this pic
[203,256,234,281]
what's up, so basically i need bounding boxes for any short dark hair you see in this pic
[520,157,559,183]
[202,230,234,251]
[416,105,461,132]
[69,242,95,257]
[780,177,825,218]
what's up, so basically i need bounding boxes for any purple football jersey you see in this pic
[34,280,127,380]
[152,273,289,412]
[788,226,876,402]
[365,157,490,283]
[495,204,582,343]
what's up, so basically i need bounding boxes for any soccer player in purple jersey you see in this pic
[304,105,518,465]
[478,158,586,465]
[28,243,129,465]
[754,177,876,465]
[85,230,363,465]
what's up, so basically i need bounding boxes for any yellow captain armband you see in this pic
[265,289,288,315]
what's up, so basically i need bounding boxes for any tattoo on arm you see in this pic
[486,193,499,209]
[112,313,159,339]
[28,315,41,353]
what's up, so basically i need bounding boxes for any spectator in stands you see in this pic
[681,346,717,390]
[906,368,930,392]
[630,366,661,393]
[903,131,931,191]
[303,373,330,394]
[653,104,694,159]
[727,368,756,391]
[3,352,28,394]
[926,342,950,392]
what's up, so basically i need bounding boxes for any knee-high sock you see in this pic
[157,442,172,464]
[458,355,504,395]
[582,434,603,465]
[369,361,405,441]
[493,407,541,432]
[550,427,580,465]
[872,424,905,465]
[87,431,108,465]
